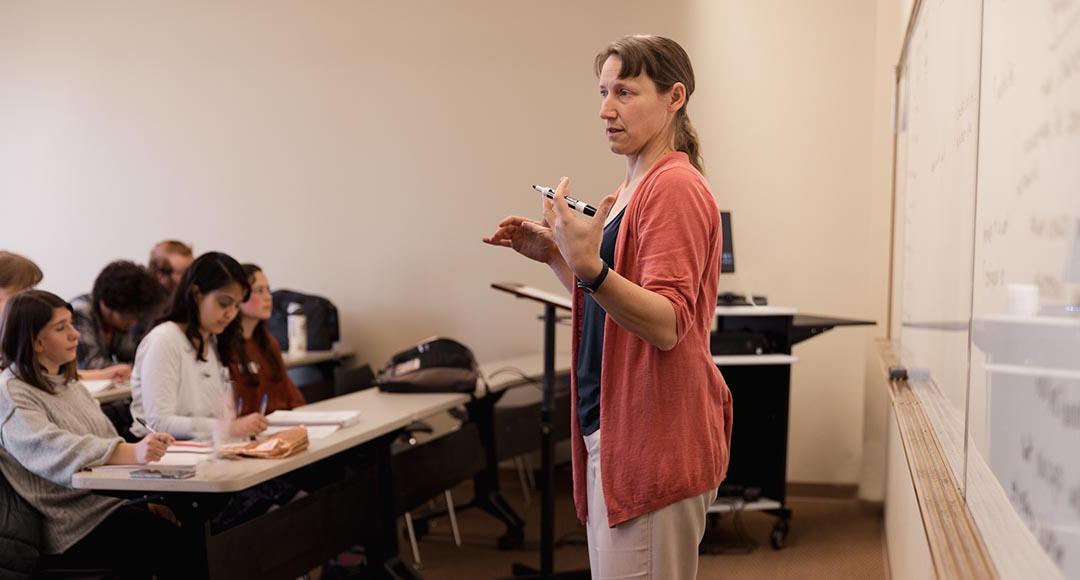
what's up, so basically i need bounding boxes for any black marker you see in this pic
[532,185,597,217]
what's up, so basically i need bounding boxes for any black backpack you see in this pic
[377,337,478,394]
[268,289,341,352]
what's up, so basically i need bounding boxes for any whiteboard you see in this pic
[895,0,1080,576]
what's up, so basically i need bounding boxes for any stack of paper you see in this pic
[264,424,340,440]
[82,379,115,395]
[265,410,360,428]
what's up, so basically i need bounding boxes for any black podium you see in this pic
[492,282,590,580]
[708,305,874,549]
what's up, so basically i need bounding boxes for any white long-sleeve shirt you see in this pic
[129,321,230,440]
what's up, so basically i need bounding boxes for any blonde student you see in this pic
[0,290,190,577]
[130,251,268,440]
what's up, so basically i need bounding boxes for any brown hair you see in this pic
[148,240,194,281]
[0,290,79,393]
[594,35,704,173]
[0,251,43,291]
[237,263,284,383]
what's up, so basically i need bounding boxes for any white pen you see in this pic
[532,185,598,217]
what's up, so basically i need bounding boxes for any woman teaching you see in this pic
[484,35,733,579]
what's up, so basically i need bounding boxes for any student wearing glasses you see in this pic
[147,240,194,297]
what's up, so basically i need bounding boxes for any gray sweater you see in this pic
[0,368,125,554]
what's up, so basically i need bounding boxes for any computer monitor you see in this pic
[721,211,734,273]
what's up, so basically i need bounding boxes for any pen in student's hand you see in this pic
[532,185,598,217]
[236,397,243,417]
[258,393,269,416]
[135,416,154,433]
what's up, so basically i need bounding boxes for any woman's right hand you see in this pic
[229,413,269,438]
[483,215,560,264]
[134,432,174,464]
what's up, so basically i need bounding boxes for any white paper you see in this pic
[167,443,214,454]
[266,410,360,427]
[264,424,340,440]
[82,379,114,394]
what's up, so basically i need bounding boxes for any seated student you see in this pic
[148,240,194,297]
[0,290,188,578]
[70,260,165,370]
[0,252,125,384]
[231,264,306,415]
[130,251,268,440]
[0,251,43,316]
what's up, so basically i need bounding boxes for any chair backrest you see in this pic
[333,364,376,398]
[0,467,42,579]
[392,421,486,514]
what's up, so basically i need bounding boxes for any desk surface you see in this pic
[282,347,355,368]
[73,388,468,493]
[90,384,133,404]
[478,352,573,395]
[88,348,354,404]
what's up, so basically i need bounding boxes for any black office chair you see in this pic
[99,399,139,443]
[1,470,113,579]
[333,363,377,397]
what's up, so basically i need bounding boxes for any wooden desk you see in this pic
[73,388,468,579]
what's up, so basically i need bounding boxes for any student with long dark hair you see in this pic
[129,251,269,440]
[231,264,305,415]
[0,290,187,577]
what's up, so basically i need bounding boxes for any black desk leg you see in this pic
[507,304,590,580]
[371,431,423,580]
[172,495,212,579]
[469,395,527,548]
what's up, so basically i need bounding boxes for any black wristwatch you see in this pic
[577,261,610,294]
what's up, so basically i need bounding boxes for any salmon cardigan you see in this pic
[570,151,734,527]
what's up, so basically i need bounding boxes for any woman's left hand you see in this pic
[544,177,618,283]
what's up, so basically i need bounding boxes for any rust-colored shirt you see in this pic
[230,332,306,415]
[570,151,734,527]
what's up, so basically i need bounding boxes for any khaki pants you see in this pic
[584,430,717,580]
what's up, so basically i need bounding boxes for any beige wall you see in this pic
[0,2,888,486]
[686,0,885,485]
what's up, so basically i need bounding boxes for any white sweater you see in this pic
[130,322,231,440]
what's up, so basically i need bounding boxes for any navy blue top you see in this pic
[576,208,625,436]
